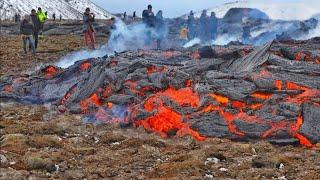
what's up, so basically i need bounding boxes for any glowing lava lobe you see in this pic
[80,93,101,113]
[43,66,58,79]
[80,62,91,71]
[136,87,205,140]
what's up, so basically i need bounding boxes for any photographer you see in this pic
[83,8,96,49]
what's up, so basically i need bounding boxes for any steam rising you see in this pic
[56,19,168,68]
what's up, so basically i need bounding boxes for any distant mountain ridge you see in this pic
[0,0,114,20]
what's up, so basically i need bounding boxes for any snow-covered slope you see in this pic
[0,0,114,20]
[185,0,320,21]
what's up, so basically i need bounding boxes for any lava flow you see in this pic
[135,87,205,140]
[1,38,319,147]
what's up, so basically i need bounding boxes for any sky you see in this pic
[92,0,314,18]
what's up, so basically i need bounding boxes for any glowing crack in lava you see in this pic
[135,87,205,140]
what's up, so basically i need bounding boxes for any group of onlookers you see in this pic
[18,4,221,54]
[186,10,218,42]
[19,8,47,54]
[142,5,165,48]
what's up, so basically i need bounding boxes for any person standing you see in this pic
[59,14,62,21]
[187,11,196,40]
[132,11,136,21]
[37,7,47,38]
[155,10,165,49]
[52,13,56,21]
[209,12,218,41]
[123,12,127,21]
[179,26,189,45]
[30,9,41,50]
[83,8,96,49]
[14,13,18,22]
[142,5,155,45]
[200,9,210,42]
[20,15,35,54]
[142,4,155,28]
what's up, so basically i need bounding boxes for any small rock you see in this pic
[204,174,213,179]
[219,167,228,172]
[94,136,99,143]
[252,156,278,168]
[277,163,284,169]
[0,154,8,167]
[9,161,16,165]
[111,142,121,145]
[55,164,59,172]
[278,176,287,180]
[205,157,220,166]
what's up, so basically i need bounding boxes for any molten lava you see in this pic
[208,94,229,105]
[136,87,204,140]
[251,92,272,100]
[3,85,13,92]
[147,65,166,74]
[80,62,91,71]
[274,80,282,90]
[44,66,58,79]
[80,93,101,113]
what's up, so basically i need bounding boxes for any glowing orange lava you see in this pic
[44,66,58,79]
[136,87,205,140]
[274,80,282,90]
[290,115,313,147]
[80,62,91,71]
[295,52,303,61]
[208,93,229,105]
[147,65,166,74]
[232,101,246,109]
[185,79,192,87]
[286,82,306,90]
[251,92,272,100]
[80,93,101,113]
[3,85,13,92]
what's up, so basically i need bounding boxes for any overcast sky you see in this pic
[92,0,312,18]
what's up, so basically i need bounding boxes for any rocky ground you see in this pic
[1,24,320,179]
[0,35,107,75]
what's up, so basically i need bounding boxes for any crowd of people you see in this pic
[187,10,218,42]
[18,4,221,54]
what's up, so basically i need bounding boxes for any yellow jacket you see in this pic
[37,11,47,23]
[180,28,188,40]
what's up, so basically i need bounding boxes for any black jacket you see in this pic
[142,10,155,27]
[20,19,34,35]
[30,14,41,32]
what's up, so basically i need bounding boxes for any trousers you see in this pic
[22,35,35,54]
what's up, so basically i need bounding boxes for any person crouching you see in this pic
[20,15,35,54]
[83,8,96,49]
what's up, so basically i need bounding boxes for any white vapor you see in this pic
[183,38,201,48]
[56,19,167,68]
